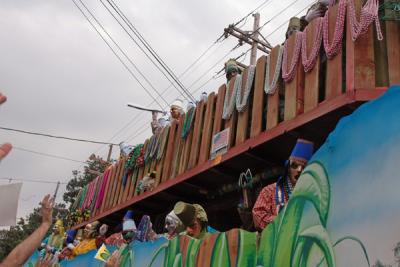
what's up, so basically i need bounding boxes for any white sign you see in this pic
[210,128,230,159]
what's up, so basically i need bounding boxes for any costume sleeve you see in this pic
[252,184,277,230]
[151,111,159,134]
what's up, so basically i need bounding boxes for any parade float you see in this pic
[26,0,400,266]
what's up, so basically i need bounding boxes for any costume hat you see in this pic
[174,201,196,227]
[289,138,314,164]
[171,99,183,109]
[288,17,301,29]
[66,229,77,244]
[123,210,134,220]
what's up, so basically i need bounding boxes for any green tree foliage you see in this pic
[0,154,108,262]
[0,202,67,261]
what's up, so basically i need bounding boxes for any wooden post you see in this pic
[112,160,124,207]
[179,110,195,173]
[198,93,216,164]
[171,117,184,178]
[224,77,238,148]
[346,0,375,91]
[236,67,251,145]
[250,13,260,65]
[250,55,266,137]
[188,101,206,169]
[304,18,322,112]
[100,166,113,213]
[326,4,344,99]
[161,121,177,183]
[384,1,400,85]
[103,164,117,210]
[212,85,226,137]
[266,46,282,130]
[284,33,304,121]
[116,159,127,205]
[122,172,132,203]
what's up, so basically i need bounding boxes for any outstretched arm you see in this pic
[0,93,12,161]
[0,143,12,161]
[0,195,54,267]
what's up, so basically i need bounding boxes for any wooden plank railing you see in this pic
[71,0,399,226]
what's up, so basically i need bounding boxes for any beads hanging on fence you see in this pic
[264,45,283,95]
[282,32,303,83]
[302,17,324,72]
[323,0,346,59]
[181,106,196,138]
[236,65,256,112]
[347,0,383,41]
[222,76,241,120]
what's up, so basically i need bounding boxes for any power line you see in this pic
[71,0,166,110]
[234,0,272,27]
[105,0,196,103]
[187,45,243,95]
[256,0,302,32]
[264,1,314,38]
[76,0,170,108]
[0,126,118,145]
[13,146,87,164]
[98,0,193,103]
[0,177,67,185]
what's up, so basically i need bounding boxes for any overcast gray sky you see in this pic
[0,0,313,221]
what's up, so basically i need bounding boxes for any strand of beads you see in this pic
[347,0,383,41]
[323,0,346,59]
[281,31,303,83]
[264,45,284,95]
[156,126,170,160]
[181,106,196,138]
[302,17,324,72]
[236,65,256,112]
[222,75,241,119]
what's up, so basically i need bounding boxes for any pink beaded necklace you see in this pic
[302,17,323,73]
[282,31,303,83]
[323,0,347,59]
[347,0,383,41]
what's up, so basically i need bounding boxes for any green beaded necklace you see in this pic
[181,107,196,139]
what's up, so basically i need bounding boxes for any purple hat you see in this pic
[289,139,314,164]
[124,210,134,220]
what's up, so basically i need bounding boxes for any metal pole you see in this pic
[106,144,113,162]
[250,13,260,65]
[53,181,60,199]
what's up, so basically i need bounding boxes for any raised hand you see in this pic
[40,194,55,226]
[0,143,12,161]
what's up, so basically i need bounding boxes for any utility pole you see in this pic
[250,13,260,65]
[53,181,60,200]
[224,12,272,65]
[106,144,113,162]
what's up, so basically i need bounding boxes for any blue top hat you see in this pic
[289,138,314,163]
[65,229,77,244]
[124,210,134,221]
